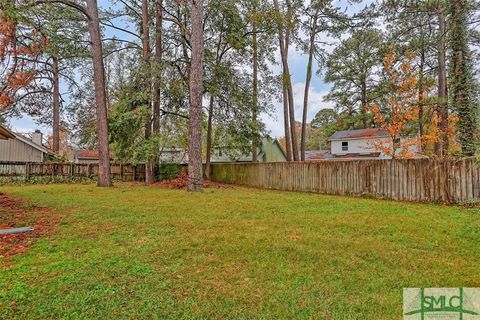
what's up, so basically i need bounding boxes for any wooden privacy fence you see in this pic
[0,162,146,182]
[210,159,480,204]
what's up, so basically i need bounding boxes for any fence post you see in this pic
[25,163,30,181]
[120,164,124,182]
[133,165,137,181]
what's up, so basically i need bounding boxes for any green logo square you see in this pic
[404,288,480,319]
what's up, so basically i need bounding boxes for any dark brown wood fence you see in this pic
[211,159,480,203]
[0,162,145,182]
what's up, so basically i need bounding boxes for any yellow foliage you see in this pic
[366,47,421,159]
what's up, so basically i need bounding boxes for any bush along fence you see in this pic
[0,162,146,183]
[210,159,480,204]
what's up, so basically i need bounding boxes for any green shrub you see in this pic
[0,176,95,186]
[156,163,181,181]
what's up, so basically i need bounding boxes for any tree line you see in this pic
[1,0,479,190]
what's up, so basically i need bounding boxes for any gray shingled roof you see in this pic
[13,132,53,155]
[328,128,389,141]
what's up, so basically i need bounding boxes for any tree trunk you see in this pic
[85,0,112,187]
[188,0,204,192]
[273,0,298,161]
[360,79,367,129]
[418,49,425,151]
[252,18,258,163]
[153,0,163,133]
[283,88,292,161]
[285,1,298,161]
[301,13,317,161]
[52,55,60,155]
[142,0,154,184]
[438,8,449,156]
[204,95,214,179]
[281,25,291,162]
[450,0,476,156]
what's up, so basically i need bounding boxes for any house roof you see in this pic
[74,149,114,160]
[13,132,53,155]
[328,128,389,141]
[0,125,15,140]
[333,152,382,159]
[305,150,333,160]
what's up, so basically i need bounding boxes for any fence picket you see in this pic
[0,162,145,182]
[210,159,480,204]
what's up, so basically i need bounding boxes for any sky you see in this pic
[9,0,370,139]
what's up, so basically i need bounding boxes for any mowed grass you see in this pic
[0,184,479,319]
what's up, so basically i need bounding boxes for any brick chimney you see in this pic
[31,130,43,146]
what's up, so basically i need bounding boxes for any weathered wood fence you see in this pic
[211,159,480,203]
[0,162,146,182]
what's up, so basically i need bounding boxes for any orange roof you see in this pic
[76,150,114,159]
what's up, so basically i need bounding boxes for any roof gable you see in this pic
[13,132,52,154]
[273,139,287,159]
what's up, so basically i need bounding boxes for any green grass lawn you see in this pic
[0,184,479,319]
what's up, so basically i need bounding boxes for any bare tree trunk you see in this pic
[252,18,258,162]
[438,9,449,156]
[301,13,317,161]
[418,49,425,151]
[142,0,155,184]
[188,0,204,192]
[273,0,298,161]
[153,0,163,133]
[85,0,112,187]
[281,30,292,162]
[360,79,367,129]
[283,89,292,161]
[205,95,214,179]
[284,1,298,161]
[52,55,60,154]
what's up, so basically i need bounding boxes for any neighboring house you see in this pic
[0,129,53,162]
[73,150,114,164]
[0,125,15,140]
[212,138,287,163]
[159,148,188,164]
[326,128,419,160]
[159,138,288,164]
[253,138,288,162]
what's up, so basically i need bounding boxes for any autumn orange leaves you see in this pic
[0,11,46,111]
[366,47,458,158]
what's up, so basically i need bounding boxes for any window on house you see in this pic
[393,138,401,148]
[342,141,348,151]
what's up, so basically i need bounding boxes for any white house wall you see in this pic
[331,138,390,158]
[330,137,420,159]
[0,139,44,162]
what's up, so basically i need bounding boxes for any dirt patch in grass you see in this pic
[0,192,58,258]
